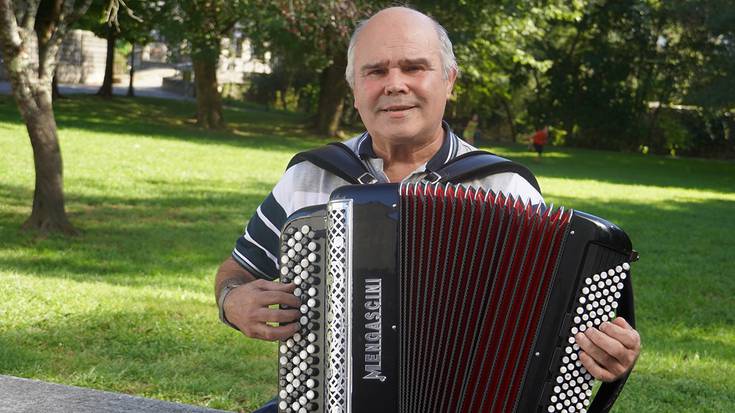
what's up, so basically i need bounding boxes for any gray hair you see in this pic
[345,9,459,89]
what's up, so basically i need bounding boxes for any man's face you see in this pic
[352,13,456,147]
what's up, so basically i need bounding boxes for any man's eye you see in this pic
[405,66,423,72]
[367,69,386,76]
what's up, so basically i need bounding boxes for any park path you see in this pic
[0,65,191,101]
[0,81,191,101]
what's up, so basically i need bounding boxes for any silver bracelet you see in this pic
[217,279,245,330]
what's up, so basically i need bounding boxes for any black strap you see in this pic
[424,150,542,194]
[286,142,377,184]
[287,145,541,193]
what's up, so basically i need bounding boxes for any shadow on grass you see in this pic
[0,180,276,289]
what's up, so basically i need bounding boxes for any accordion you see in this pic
[277,183,636,413]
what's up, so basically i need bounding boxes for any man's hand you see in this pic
[223,279,301,341]
[575,317,640,382]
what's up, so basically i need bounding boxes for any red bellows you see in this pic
[399,183,572,413]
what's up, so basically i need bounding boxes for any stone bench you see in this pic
[0,375,231,413]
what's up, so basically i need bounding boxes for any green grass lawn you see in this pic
[1,95,734,412]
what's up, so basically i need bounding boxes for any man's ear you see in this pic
[445,68,458,98]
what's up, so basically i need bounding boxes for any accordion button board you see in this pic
[276,183,636,413]
[278,213,327,413]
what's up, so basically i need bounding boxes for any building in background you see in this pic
[2,27,269,97]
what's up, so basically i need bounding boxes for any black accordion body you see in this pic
[277,183,636,413]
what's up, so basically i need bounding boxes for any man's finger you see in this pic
[579,351,616,382]
[575,331,622,372]
[256,290,302,308]
[249,322,300,342]
[602,318,641,350]
[251,279,297,293]
[255,307,300,324]
[584,326,629,364]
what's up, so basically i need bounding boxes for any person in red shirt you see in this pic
[530,126,549,160]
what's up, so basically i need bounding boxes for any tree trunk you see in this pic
[51,69,63,101]
[7,68,76,235]
[21,95,76,235]
[126,43,135,97]
[192,55,224,129]
[97,25,115,98]
[315,49,348,137]
[500,98,517,142]
[0,0,91,235]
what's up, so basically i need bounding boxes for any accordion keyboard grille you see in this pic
[399,183,571,413]
[326,201,350,413]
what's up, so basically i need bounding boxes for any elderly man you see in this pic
[215,6,640,412]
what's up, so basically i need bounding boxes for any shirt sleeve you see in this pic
[230,161,343,280]
[232,191,287,280]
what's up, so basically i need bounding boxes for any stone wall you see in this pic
[0,29,106,84]
[55,30,107,84]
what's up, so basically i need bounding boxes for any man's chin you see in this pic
[370,123,425,143]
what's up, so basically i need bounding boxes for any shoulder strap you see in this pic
[287,142,378,185]
[424,150,541,194]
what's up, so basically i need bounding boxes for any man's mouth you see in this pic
[381,105,416,112]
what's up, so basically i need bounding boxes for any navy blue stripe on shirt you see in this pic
[246,212,280,261]
[233,236,277,280]
[260,192,287,232]
[232,191,288,280]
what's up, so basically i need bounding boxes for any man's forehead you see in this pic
[355,29,439,64]
[359,44,435,61]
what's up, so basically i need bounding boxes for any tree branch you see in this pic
[21,0,40,32]
[36,0,63,46]
[0,0,23,56]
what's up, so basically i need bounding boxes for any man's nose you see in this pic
[383,68,409,95]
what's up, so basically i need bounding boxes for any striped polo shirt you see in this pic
[232,122,544,280]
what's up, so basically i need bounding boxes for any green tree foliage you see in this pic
[251,0,391,136]
[527,0,734,156]
[419,1,583,142]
